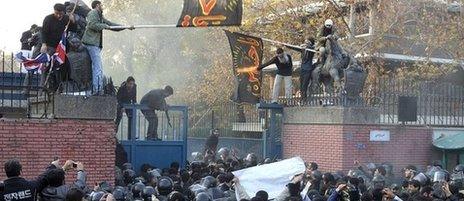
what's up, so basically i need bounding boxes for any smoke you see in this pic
[101,0,230,104]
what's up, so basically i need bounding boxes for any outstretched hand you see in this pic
[292,173,304,183]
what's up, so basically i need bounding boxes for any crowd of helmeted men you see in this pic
[1,147,464,201]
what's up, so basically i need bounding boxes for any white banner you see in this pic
[232,157,306,199]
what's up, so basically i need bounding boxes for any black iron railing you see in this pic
[1,51,115,118]
[270,78,464,126]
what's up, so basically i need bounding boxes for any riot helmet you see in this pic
[413,173,429,186]
[195,192,212,201]
[112,186,126,201]
[132,182,146,199]
[158,176,174,196]
[142,186,156,201]
[89,191,105,201]
[201,176,218,188]
[168,191,185,201]
[454,164,464,173]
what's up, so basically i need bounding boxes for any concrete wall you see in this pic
[53,95,117,120]
[0,118,115,185]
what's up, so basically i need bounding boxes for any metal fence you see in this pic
[0,51,115,118]
[0,52,47,117]
[116,107,187,141]
[189,102,264,138]
[187,102,269,159]
[187,137,265,161]
[273,78,464,126]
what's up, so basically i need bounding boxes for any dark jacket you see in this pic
[42,14,76,48]
[204,134,219,154]
[31,32,43,58]
[258,54,293,76]
[1,165,53,201]
[82,9,119,48]
[117,82,137,105]
[140,89,167,111]
[40,171,86,201]
[20,30,33,50]
[286,43,315,71]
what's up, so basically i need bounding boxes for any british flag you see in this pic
[54,32,67,64]
[15,52,50,72]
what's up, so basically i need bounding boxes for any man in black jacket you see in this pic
[115,76,137,137]
[40,3,76,55]
[1,158,54,201]
[257,48,293,103]
[203,129,220,161]
[40,160,86,201]
[140,86,173,141]
[20,24,37,51]
[285,37,316,102]
[40,3,76,91]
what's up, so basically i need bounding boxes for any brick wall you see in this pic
[283,124,433,176]
[0,118,115,185]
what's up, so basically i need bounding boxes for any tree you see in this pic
[101,0,463,120]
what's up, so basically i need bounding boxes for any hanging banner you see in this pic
[177,0,243,27]
[224,30,263,104]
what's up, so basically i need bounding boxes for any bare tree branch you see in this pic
[327,0,354,37]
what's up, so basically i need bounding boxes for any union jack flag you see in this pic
[54,32,67,64]
[15,52,50,72]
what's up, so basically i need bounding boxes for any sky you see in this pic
[0,0,91,52]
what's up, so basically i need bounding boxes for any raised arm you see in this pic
[257,57,277,71]
[74,162,86,189]
[34,159,60,191]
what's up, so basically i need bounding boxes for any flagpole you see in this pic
[261,38,318,53]
[108,24,178,29]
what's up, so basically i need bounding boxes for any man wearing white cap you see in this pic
[316,19,337,64]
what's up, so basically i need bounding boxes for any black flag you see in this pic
[225,30,263,104]
[177,0,242,27]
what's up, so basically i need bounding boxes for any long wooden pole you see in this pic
[261,37,318,53]
[108,24,177,29]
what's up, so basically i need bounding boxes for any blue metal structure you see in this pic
[258,103,284,160]
[120,104,188,172]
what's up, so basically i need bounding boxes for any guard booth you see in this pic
[433,132,464,170]
[117,104,188,172]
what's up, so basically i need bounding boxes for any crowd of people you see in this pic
[20,0,132,95]
[2,147,464,201]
